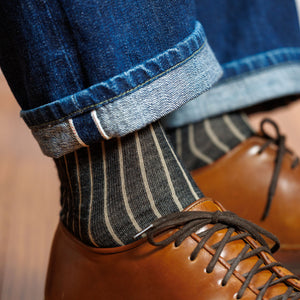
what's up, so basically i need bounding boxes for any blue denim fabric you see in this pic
[196,0,300,77]
[26,27,221,157]
[0,1,222,157]
[164,0,300,128]
[164,60,300,128]
[1,1,300,157]
[0,0,197,110]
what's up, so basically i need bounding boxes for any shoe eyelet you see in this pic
[188,256,195,262]
[203,268,210,273]
[204,266,213,274]
[218,279,226,287]
[233,293,241,299]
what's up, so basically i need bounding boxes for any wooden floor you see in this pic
[1,70,300,299]
[0,72,60,300]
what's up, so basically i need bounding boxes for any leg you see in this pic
[0,0,219,246]
[1,1,300,299]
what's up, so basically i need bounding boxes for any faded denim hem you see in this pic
[21,21,207,127]
[222,48,300,79]
[163,62,300,128]
[23,22,222,158]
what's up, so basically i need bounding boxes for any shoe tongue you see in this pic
[184,197,225,213]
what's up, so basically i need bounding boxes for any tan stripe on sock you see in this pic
[223,114,247,141]
[188,124,213,164]
[204,119,230,153]
[87,147,99,247]
[160,124,199,201]
[135,131,161,218]
[118,138,142,232]
[74,151,82,240]
[150,124,183,211]
[101,142,124,246]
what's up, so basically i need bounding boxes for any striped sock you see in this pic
[167,112,254,171]
[55,122,203,247]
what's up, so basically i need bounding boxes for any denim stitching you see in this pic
[27,39,207,129]
[219,47,300,82]
[219,60,300,85]
[223,47,300,69]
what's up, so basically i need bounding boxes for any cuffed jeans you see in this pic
[0,0,300,158]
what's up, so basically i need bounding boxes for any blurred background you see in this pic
[1,2,300,299]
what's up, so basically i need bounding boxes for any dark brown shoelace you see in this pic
[140,210,300,300]
[258,118,299,220]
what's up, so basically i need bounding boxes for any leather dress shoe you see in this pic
[191,119,300,273]
[45,197,300,299]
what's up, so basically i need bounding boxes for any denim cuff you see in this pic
[163,48,300,128]
[21,21,222,158]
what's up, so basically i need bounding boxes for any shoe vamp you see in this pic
[192,136,300,248]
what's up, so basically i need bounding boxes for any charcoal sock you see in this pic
[55,122,204,247]
[167,112,254,171]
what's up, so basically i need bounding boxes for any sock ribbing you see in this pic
[167,112,254,171]
[55,122,203,247]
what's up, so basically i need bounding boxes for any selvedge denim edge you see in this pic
[21,21,222,158]
[163,51,300,129]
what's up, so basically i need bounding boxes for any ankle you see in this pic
[55,122,203,247]
[167,112,254,170]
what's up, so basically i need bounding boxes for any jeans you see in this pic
[0,1,299,157]
[164,0,300,127]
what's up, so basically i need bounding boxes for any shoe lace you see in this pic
[139,210,300,300]
[258,118,299,220]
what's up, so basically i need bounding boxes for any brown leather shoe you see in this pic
[45,198,300,299]
[191,119,300,273]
